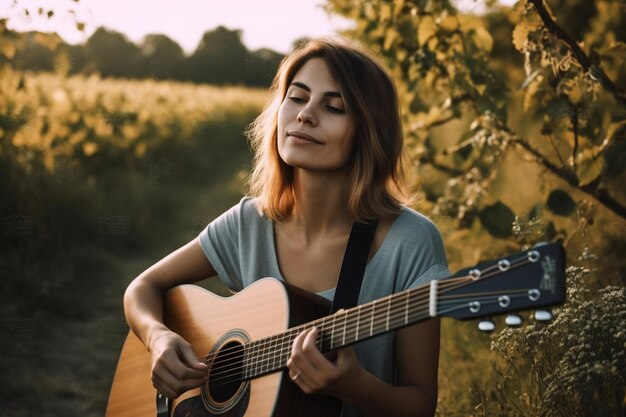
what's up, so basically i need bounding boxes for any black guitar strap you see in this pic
[330,221,378,313]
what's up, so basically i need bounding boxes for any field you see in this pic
[0,69,266,416]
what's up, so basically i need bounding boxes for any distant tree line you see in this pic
[10,25,285,86]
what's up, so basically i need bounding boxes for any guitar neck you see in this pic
[242,283,432,380]
[242,243,565,380]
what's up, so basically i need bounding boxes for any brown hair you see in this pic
[247,37,407,222]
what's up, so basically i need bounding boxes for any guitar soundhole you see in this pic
[208,341,244,402]
[201,331,250,415]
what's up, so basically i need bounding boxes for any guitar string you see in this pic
[198,255,532,378]
[199,285,434,376]
[208,288,534,384]
[196,279,438,364]
[202,280,444,378]
[196,250,526,362]
[197,253,527,366]
[201,256,532,382]
[207,286,533,385]
[197,275,460,372]
[195,269,485,364]
[209,293,533,387]
[208,286,533,382]
[199,254,534,383]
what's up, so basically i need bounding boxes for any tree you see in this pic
[0,1,85,69]
[11,32,59,72]
[184,26,249,85]
[84,27,143,78]
[325,1,626,415]
[326,0,626,254]
[139,34,185,81]
[244,48,284,86]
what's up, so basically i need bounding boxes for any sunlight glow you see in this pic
[1,0,355,53]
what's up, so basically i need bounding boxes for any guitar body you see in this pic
[106,278,342,417]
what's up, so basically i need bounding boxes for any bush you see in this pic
[489,267,626,417]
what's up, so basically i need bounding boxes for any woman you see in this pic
[123,37,448,417]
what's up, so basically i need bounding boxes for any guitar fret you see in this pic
[345,309,356,344]
[355,305,361,342]
[263,337,271,374]
[331,314,337,350]
[247,340,256,378]
[385,297,391,331]
[260,338,267,374]
[405,291,410,324]
[268,334,276,372]
[281,332,291,365]
[370,300,376,336]
[320,316,330,352]
[272,334,282,369]
[255,339,263,376]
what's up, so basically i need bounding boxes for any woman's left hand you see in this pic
[286,326,363,399]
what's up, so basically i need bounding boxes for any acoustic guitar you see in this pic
[106,243,565,417]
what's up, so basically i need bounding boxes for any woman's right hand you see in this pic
[149,328,209,399]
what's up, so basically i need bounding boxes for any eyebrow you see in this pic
[290,81,342,99]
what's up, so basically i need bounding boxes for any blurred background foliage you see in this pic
[1,0,625,416]
[323,0,626,415]
[1,17,284,86]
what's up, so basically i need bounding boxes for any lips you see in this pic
[287,131,323,144]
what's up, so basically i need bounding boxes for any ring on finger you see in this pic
[291,371,302,382]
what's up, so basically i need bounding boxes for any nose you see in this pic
[297,103,318,126]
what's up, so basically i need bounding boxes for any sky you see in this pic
[1,0,516,54]
[1,0,355,54]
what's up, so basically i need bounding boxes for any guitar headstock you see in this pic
[436,243,566,323]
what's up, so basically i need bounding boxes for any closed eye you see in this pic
[326,105,345,114]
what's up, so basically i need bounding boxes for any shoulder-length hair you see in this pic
[247,37,407,222]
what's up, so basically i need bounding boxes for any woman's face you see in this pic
[277,58,356,173]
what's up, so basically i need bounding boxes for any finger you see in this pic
[287,327,309,368]
[301,327,335,373]
[289,328,318,374]
[161,349,207,381]
[157,367,206,396]
[178,342,209,372]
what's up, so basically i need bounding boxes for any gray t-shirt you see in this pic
[198,197,449,416]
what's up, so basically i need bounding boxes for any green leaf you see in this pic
[546,189,576,216]
[470,27,493,52]
[418,17,437,46]
[479,202,515,238]
[577,148,605,186]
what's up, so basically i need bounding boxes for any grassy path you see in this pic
[1,251,231,417]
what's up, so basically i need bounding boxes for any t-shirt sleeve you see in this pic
[394,210,450,292]
[197,199,246,291]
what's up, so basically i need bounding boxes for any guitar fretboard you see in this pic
[241,284,432,379]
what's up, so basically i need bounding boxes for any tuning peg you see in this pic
[505,314,523,327]
[534,309,553,322]
[478,318,495,333]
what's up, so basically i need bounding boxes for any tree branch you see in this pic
[528,0,626,106]
[513,138,626,219]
